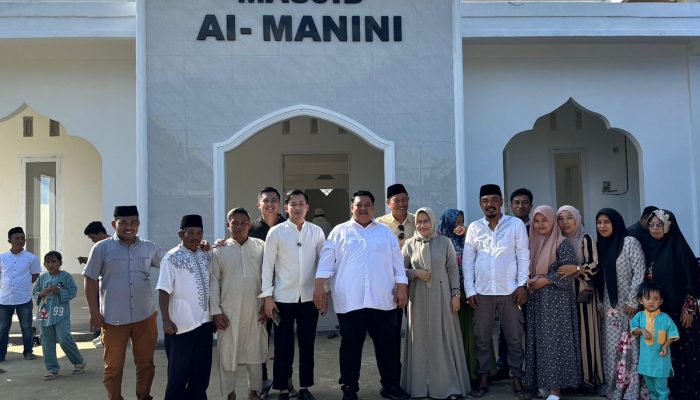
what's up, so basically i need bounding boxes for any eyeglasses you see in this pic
[398,224,405,240]
[648,222,665,230]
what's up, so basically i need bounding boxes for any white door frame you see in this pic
[19,155,64,255]
[549,147,589,219]
[212,104,395,240]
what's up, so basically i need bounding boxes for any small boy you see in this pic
[33,251,86,380]
[630,281,679,400]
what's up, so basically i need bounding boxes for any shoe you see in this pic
[380,385,409,400]
[72,361,86,375]
[297,389,316,400]
[24,353,37,360]
[341,385,359,400]
[0,368,5,373]
[341,390,358,400]
[43,371,59,381]
[278,393,290,400]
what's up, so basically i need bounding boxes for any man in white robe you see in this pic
[211,207,268,400]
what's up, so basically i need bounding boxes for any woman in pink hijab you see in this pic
[524,206,582,400]
[556,205,603,392]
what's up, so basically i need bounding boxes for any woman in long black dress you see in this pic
[642,209,699,399]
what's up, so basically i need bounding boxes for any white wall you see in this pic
[463,43,699,252]
[0,38,137,233]
[504,101,641,231]
[146,0,457,247]
[0,107,103,274]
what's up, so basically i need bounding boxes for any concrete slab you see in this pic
[0,335,598,400]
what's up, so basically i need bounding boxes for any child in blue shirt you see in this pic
[33,251,86,380]
[630,282,679,400]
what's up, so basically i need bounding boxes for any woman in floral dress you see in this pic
[594,208,645,400]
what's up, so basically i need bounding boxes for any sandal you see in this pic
[470,387,489,398]
[513,377,531,400]
[72,361,86,375]
[43,371,59,381]
[248,390,263,400]
[514,390,531,400]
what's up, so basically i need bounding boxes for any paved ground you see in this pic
[3,276,599,399]
[0,336,599,400]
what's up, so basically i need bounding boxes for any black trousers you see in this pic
[337,308,400,392]
[273,301,319,390]
[164,322,214,400]
[262,318,273,382]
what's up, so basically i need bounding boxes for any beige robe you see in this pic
[210,237,268,372]
[401,235,470,398]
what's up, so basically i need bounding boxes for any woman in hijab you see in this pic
[401,207,470,399]
[525,206,581,400]
[556,206,604,391]
[595,208,645,400]
[642,209,699,399]
[438,209,494,383]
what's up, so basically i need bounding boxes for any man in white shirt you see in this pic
[156,214,213,400]
[463,184,530,399]
[260,190,326,400]
[313,190,409,400]
[0,227,41,361]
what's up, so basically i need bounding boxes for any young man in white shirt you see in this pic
[463,184,530,399]
[313,190,409,400]
[157,214,213,400]
[0,227,41,361]
[260,190,326,400]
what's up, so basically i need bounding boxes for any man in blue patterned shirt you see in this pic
[83,205,164,400]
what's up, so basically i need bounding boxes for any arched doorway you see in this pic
[0,104,103,274]
[213,105,394,239]
[503,98,642,230]
[213,105,392,332]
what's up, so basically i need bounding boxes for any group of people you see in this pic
[0,182,698,400]
[451,186,699,400]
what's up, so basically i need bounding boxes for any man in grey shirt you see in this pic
[83,205,164,400]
